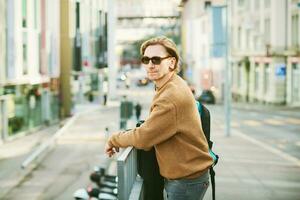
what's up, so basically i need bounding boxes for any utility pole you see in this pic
[225,0,231,137]
[60,0,72,117]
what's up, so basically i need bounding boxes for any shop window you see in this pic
[255,63,259,91]
[264,63,270,94]
[292,63,300,102]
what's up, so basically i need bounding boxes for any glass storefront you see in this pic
[292,63,300,103]
[4,85,43,135]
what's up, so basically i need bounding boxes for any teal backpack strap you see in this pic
[196,101,203,115]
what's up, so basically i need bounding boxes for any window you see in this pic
[238,0,244,7]
[204,1,211,10]
[22,0,28,75]
[22,0,27,27]
[246,29,250,48]
[238,27,242,49]
[264,0,271,8]
[34,0,38,29]
[264,18,271,45]
[255,0,260,9]
[22,31,28,75]
[292,14,299,48]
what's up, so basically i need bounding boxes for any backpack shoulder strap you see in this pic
[210,167,216,200]
[196,101,218,200]
[197,101,213,149]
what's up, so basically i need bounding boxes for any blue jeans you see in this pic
[165,171,209,200]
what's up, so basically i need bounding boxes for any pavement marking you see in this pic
[223,158,297,167]
[242,120,262,127]
[231,121,240,128]
[216,177,300,188]
[234,130,300,168]
[286,118,300,125]
[264,118,284,126]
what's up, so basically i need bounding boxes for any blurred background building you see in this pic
[180,0,300,106]
[230,0,300,106]
[180,0,226,100]
[0,0,109,142]
[116,0,181,69]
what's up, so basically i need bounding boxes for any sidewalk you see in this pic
[0,101,121,199]
[0,123,61,198]
[205,110,300,200]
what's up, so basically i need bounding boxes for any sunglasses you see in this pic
[141,56,171,65]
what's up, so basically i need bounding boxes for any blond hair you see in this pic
[140,36,180,73]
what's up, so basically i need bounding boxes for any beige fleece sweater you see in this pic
[109,74,213,179]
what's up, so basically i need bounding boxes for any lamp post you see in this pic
[107,0,117,100]
[224,0,231,137]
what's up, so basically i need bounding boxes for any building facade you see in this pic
[180,0,299,105]
[0,0,109,140]
[180,0,226,100]
[3,0,61,136]
[231,0,300,105]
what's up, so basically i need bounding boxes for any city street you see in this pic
[0,85,300,199]
[1,0,300,199]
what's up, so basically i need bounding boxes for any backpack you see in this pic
[196,101,219,200]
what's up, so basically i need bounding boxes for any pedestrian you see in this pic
[105,36,213,200]
[102,80,108,106]
[135,102,142,121]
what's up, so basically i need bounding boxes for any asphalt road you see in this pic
[209,104,300,160]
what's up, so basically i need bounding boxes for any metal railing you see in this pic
[117,147,143,200]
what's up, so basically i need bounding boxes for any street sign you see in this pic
[275,64,286,77]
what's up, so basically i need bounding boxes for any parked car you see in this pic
[197,90,216,104]
[137,77,149,86]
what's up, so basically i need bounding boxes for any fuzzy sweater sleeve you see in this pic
[109,98,177,150]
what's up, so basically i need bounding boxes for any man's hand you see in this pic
[105,141,119,157]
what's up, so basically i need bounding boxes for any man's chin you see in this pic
[148,76,157,81]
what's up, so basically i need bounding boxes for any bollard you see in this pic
[120,97,134,130]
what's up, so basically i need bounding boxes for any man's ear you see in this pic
[169,58,176,70]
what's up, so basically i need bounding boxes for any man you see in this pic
[105,36,212,200]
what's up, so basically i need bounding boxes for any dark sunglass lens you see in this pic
[141,57,150,64]
[151,57,161,65]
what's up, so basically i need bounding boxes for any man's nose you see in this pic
[148,61,155,68]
